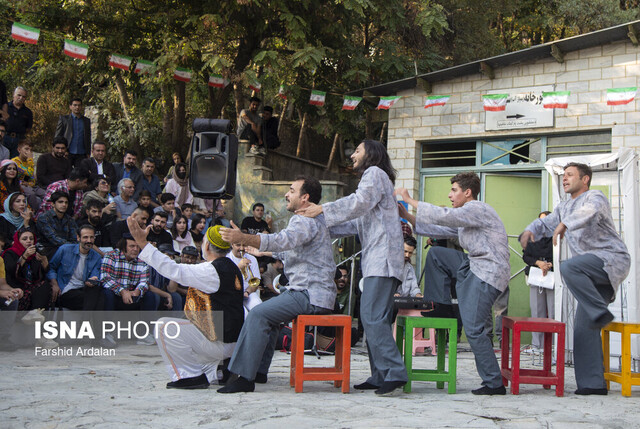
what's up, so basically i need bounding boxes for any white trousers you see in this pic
[156,317,235,382]
[243,291,262,318]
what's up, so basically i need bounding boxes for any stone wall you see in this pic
[387,39,640,197]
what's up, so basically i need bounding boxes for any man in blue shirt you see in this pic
[140,157,163,208]
[48,224,103,311]
[55,98,91,168]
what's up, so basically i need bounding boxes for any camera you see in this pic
[35,243,46,255]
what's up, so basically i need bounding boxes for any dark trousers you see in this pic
[28,283,53,310]
[103,289,157,311]
[69,153,88,169]
[59,286,105,311]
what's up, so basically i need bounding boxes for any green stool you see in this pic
[396,316,457,393]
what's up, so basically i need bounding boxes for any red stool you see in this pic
[501,316,565,396]
[289,314,351,393]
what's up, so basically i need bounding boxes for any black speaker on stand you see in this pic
[189,118,238,199]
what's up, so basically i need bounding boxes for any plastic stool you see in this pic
[393,309,437,356]
[602,321,640,397]
[501,316,565,396]
[396,316,457,393]
[289,314,351,393]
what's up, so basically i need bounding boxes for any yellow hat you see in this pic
[206,225,230,250]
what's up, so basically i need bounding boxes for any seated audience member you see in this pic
[240,203,270,234]
[36,136,71,189]
[181,203,193,229]
[395,235,423,298]
[227,242,261,315]
[79,141,116,184]
[155,193,180,229]
[77,199,112,252]
[189,213,207,250]
[171,214,195,252]
[36,191,78,259]
[2,228,52,312]
[0,192,33,239]
[83,176,116,217]
[171,245,200,301]
[37,167,90,220]
[12,139,45,210]
[334,266,356,315]
[147,211,173,248]
[114,178,137,220]
[0,253,23,351]
[261,106,280,150]
[110,207,149,246]
[48,224,103,311]
[237,96,264,155]
[113,150,143,199]
[0,160,23,211]
[140,157,162,207]
[147,243,183,312]
[260,258,283,301]
[163,152,183,184]
[137,190,155,221]
[0,120,10,161]
[164,162,192,208]
[101,234,154,311]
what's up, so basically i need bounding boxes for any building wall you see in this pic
[387,39,640,196]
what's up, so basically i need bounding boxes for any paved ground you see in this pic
[2,341,638,428]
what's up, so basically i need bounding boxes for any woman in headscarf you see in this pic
[164,162,193,208]
[171,214,195,252]
[0,160,24,213]
[0,192,32,239]
[2,228,51,312]
[163,152,183,184]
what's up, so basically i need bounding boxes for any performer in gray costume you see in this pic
[521,162,630,395]
[396,171,510,395]
[217,175,336,393]
[297,140,407,396]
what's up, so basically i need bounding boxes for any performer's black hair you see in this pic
[358,140,396,184]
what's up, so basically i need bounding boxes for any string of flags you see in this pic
[8,22,640,113]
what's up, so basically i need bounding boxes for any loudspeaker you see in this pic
[189,129,238,199]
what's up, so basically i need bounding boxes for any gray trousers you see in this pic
[361,276,408,384]
[560,254,614,390]
[228,289,328,381]
[425,246,503,388]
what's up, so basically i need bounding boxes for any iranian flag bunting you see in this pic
[342,95,362,111]
[11,23,40,45]
[208,74,226,88]
[134,60,155,75]
[249,81,261,92]
[542,91,570,109]
[109,54,132,71]
[424,95,450,108]
[309,90,326,106]
[376,96,401,110]
[482,94,508,111]
[277,85,287,100]
[63,39,89,60]
[174,67,192,82]
[607,87,637,105]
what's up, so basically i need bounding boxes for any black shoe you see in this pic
[217,376,255,393]
[354,381,379,390]
[255,372,268,384]
[375,381,406,395]
[472,385,506,395]
[166,374,209,390]
[575,387,608,395]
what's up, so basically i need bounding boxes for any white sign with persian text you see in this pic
[485,85,554,131]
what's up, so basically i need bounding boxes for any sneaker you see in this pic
[36,338,59,349]
[136,334,156,346]
[257,146,267,155]
[21,309,45,325]
[249,146,260,155]
[521,345,540,355]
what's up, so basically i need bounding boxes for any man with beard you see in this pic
[334,266,355,314]
[140,157,162,208]
[113,150,143,199]
[110,207,149,246]
[77,199,112,253]
[146,211,173,247]
[36,167,90,220]
[36,137,72,189]
[237,96,264,155]
[79,141,116,185]
[48,224,104,311]
[395,235,423,298]
[217,175,336,393]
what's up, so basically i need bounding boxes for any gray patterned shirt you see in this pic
[415,200,511,292]
[397,262,421,297]
[524,190,630,292]
[258,213,336,310]
[323,166,404,281]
